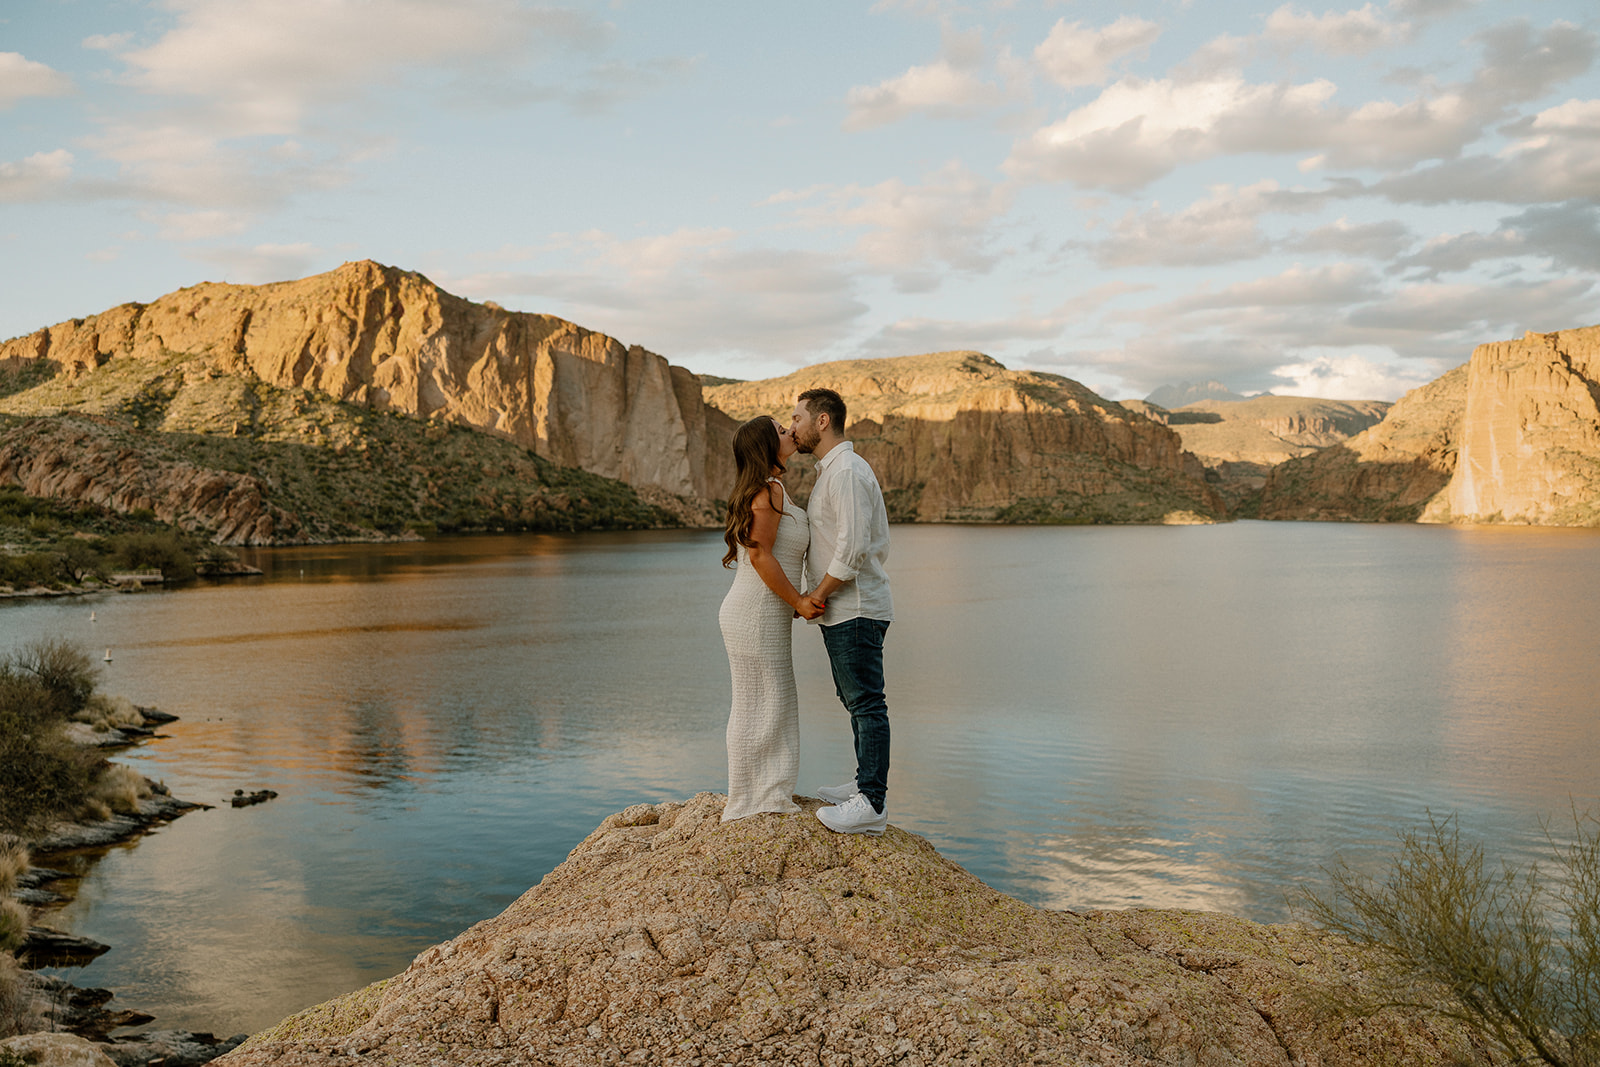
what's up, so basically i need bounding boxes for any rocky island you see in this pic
[218,795,1493,1067]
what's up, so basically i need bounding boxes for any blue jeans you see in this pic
[820,617,890,813]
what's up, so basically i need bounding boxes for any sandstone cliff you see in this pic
[221,794,1494,1067]
[1423,326,1600,525]
[0,374,686,546]
[0,261,736,501]
[1255,367,1467,522]
[1149,396,1391,516]
[705,353,1224,523]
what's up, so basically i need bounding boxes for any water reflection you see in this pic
[4,524,1600,1034]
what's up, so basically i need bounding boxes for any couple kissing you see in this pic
[718,388,893,835]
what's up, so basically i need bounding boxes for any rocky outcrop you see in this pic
[0,416,292,544]
[1256,366,1467,522]
[1170,397,1390,459]
[705,352,1224,523]
[0,261,735,501]
[220,794,1495,1067]
[1424,326,1600,525]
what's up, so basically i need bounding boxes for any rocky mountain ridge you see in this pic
[1259,324,1600,525]
[218,794,1495,1067]
[0,260,736,503]
[707,352,1225,524]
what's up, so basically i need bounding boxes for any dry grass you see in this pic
[83,764,150,819]
[0,902,24,955]
[0,839,24,896]
[73,694,144,733]
[0,952,39,1038]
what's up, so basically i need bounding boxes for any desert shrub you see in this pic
[104,530,196,581]
[0,552,66,590]
[10,638,95,721]
[0,951,36,1039]
[86,764,149,817]
[1302,811,1600,1067]
[0,901,24,955]
[74,694,143,732]
[0,838,25,896]
[0,649,101,835]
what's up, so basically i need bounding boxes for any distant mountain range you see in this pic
[2,261,1597,542]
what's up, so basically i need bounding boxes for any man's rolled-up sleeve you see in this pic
[825,470,873,583]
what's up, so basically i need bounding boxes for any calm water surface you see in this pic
[5,522,1600,1035]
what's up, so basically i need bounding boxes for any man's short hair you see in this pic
[798,387,846,433]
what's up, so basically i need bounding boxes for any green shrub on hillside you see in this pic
[0,640,108,835]
[1302,811,1600,1067]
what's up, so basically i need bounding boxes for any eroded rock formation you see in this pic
[220,794,1495,1067]
[0,261,736,500]
[705,352,1224,523]
[0,416,292,545]
[1256,367,1467,522]
[1424,326,1600,525]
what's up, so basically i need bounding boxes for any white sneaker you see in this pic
[817,793,887,836]
[815,779,860,804]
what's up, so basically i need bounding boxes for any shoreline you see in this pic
[4,708,249,1067]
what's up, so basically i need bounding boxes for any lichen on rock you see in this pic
[218,794,1499,1066]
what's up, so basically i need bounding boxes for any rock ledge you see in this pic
[220,794,1494,1066]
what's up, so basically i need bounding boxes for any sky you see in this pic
[3,0,1599,402]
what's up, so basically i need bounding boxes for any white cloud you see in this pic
[446,229,869,362]
[1268,352,1434,398]
[844,29,1007,130]
[1034,16,1162,90]
[1087,181,1285,267]
[153,209,254,241]
[1468,20,1595,110]
[1369,96,1600,204]
[0,150,74,202]
[780,161,1012,283]
[1263,4,1408,56]
[1164,262,1381,313]
[1006,73,1339,189]
[1286,217,1415,259]
[82,33,134,51]
[860,311,1067,358]
[115,0,610,137]
[1008,17,1594,192]
[192,242,324,283]
[1347,277,1597,333]
[0,52,73,109]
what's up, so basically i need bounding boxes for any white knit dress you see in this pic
[718,481,809,822]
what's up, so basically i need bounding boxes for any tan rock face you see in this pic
[0,261,735,501]
[1168,396,1391,468]
[1430,326,1600,524]
[1256,366,1467,522]
[0,416,293,545]
[221,794,1495,1067]
[706,352,1223,523]
[0,1032,119,1067]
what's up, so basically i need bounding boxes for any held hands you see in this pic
[794,593,826,621]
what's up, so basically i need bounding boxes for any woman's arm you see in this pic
[745,486,813,615]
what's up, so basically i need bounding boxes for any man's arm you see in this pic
[803,467,873,611]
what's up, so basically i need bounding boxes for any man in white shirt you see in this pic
[791,388,893,836]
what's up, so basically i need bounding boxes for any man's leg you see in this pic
[820,618,890,813]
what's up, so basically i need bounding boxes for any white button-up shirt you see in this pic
[805,441,893,626]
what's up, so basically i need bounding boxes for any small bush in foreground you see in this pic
[11,638,96,721]
[1301,811,1600,1067]
[0,641,112,835]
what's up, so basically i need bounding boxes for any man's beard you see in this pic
[795,428,820,454]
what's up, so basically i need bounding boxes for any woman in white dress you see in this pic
[718,416,823,822]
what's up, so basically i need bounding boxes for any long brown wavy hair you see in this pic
[722,417,787,568]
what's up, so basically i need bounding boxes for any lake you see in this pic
[6,521,1600,1036]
